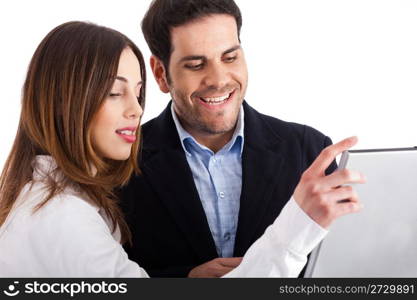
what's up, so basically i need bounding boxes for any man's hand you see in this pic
[294,136,366,228]
[188,257,243,278]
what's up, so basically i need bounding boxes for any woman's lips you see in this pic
[115,127,137,143]
[116,132,136,143]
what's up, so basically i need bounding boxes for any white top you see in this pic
[0,155,327,277]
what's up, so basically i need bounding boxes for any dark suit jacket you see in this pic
[121,101,336,277]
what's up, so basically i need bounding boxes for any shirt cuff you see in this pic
[272,196,328,256]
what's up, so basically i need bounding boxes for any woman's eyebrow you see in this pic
[115,76,142,86]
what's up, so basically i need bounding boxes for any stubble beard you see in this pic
[171,89,241,136]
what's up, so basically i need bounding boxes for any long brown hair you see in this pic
[0,21,146,244]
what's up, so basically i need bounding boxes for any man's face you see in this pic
[166,14,248,136]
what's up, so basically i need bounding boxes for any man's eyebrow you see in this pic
[223,45,241,55]
[179,55,206,63]
[178,45,241,64]
[115,76,143,86]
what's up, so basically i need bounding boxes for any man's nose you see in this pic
[203,62,230,89]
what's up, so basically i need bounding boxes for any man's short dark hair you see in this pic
[141,0,242,74]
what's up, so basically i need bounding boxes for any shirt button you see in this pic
[219,192,225,198]
[224,232,231,241]
[212,157,217,163]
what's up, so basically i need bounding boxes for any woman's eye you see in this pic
[109,93,122,97]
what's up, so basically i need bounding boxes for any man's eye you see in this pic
[185,63,203,70]
[224,56,237,63]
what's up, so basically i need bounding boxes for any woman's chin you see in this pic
[104,150,132,161]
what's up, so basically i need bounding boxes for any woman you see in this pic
[0,21,148,276]
[0,21,326,277]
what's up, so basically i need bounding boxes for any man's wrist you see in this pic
[273,196,328,256]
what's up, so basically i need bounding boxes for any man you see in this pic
[121,0,365,277]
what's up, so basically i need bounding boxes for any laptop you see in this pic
[305,147,417,277]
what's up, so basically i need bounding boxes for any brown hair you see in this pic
[141,0,242,75]
[0,21,146,244]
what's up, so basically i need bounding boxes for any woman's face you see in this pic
[90,47,143,160]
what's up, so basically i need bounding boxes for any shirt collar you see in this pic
[170,102,245,156]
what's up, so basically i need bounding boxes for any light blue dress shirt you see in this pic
[171,103,244,257]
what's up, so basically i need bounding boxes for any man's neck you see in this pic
[186,127,235,153]
[171,103,241,153]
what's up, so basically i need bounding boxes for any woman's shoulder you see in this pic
[2,179,105,240]
[31,184,104,230]
[22,178,96,210]
[0,180,137,277]
[18,182,116,259]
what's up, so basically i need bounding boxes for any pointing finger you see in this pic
[305,136,358,177]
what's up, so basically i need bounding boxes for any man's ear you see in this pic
[150,55,170,93]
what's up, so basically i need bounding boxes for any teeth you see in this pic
[117,130,134,135]
[201,93,231,104]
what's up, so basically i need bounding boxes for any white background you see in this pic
[0,0,416,170]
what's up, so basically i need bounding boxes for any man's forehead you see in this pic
[170,14,240,58]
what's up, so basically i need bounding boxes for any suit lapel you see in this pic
[233,102,287,256]
[141,103,218,261]
[142,102,289,259]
